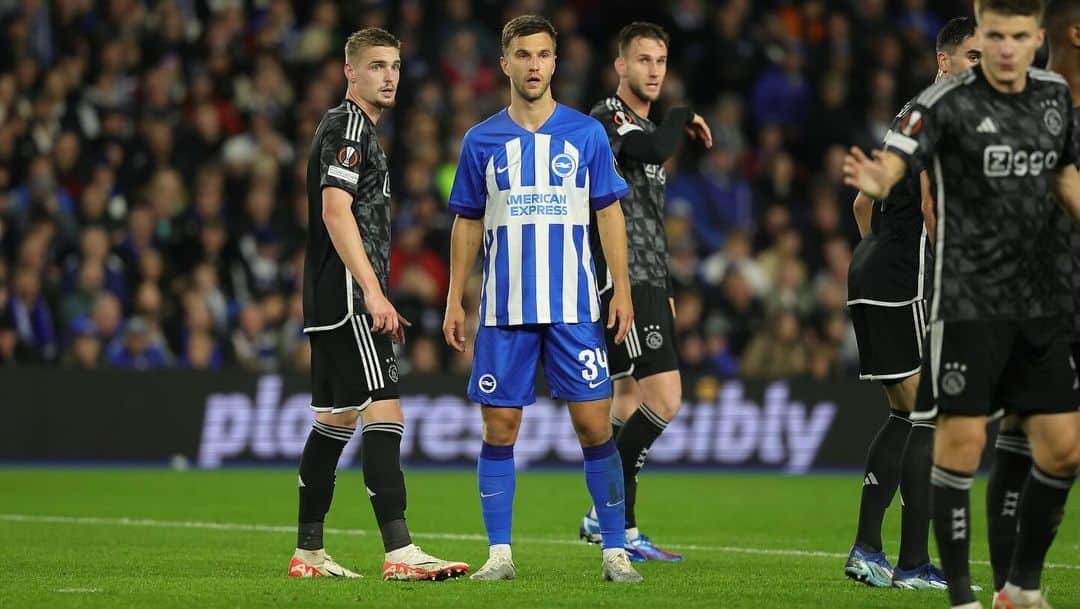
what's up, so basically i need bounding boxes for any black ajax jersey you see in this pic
[1050,133,1080,340]
[884,66,1079,322]
[848,96,932,305]
[588,96,670,291]
[303,99,392,332]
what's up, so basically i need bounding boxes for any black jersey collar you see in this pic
[615,94,654,125]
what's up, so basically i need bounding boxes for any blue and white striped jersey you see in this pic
[449,103,629,327]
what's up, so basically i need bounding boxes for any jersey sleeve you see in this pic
[318,117,362,196]
[589,102,642,157]
[447,131,487,219]
[882,100,945,175]
[586,121,630,211]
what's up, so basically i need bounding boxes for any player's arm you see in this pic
[843,148,907,200]
[848,100,941,201]
[1053,164,1080,223]
[443,133,487,352]
[316,124,405,339]
[595,202,633,344]
[852,191,873,239]
[920,171,936,242]
[322,188,405,339]
[618,107,712,164]
[443,215,483,352]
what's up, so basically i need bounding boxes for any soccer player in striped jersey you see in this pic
[292,28,467,582]
[442,15,641,583]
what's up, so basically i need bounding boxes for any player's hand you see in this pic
[392,313,411,345]
[364,290,399,335]
[608,288,634,345]
[843,147,891,200]
[669,297,676,320]
[686,113,713,149]
[443,301,467,352]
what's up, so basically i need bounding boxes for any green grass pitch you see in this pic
[1,468,1077,608]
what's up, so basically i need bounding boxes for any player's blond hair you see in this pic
[345,28,400,64]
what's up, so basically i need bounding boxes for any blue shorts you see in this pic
[468,322,612,406]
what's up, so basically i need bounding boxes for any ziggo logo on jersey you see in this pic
[983,145,1060,177]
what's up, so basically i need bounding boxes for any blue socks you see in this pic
[583,439,626,549]
[478,442,516,545]
[478,439,625,550]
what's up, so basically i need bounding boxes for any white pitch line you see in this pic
[2,513,1078,571]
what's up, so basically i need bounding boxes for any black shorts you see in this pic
[912,318,1080,421]
[602,285,678,380]
[307,314,400,413]
[850,300,929,383]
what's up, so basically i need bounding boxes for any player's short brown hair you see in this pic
[979,0,1044,18]
[617,22,670,56]
[345,28,400,63]
[501,15,557,53]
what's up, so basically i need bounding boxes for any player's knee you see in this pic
[884,375,919,412]
[1036,440,1080,477]
[574,424,611,448]
[481,412,520,445]
[568,412,612,447]
[936,418,986,463]
[648,396,682,421]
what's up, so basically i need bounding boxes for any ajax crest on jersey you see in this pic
[1044,108,1063,136]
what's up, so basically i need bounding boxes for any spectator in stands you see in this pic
[63,317,102,370]
[89,292,123,347]
[61,260,104,329]
[749,43,810,129]
[756,226,806,291]
[740,310,809,379]
[5,263,56,362]
[106,316,172,370]
[117,205,157,272]
[183,331,224,371]
[0,263,11,365]
[190,262,229,334]
[63,225,127,301]
[231,302,277,372]
[700,230,768,295]
[712,269,765,356]
[667,144,754,254]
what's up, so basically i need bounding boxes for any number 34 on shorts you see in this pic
[467,322,613,406]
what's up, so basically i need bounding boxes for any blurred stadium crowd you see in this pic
[0,0,975,382]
